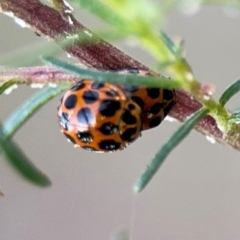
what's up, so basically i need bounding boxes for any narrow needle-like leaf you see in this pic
[219,79,240,106]
[0,124,51,187]
[0,79,21,95]
[160,30,180,56]
[134,108,209,193]
[43,56,180,89]
[4,83,70,139]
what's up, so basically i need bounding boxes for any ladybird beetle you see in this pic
[57,79,142,152]
[57,69,176,152]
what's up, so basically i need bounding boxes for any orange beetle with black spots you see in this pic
[57,68,176,152]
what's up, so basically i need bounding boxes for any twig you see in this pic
[0,66,79,85]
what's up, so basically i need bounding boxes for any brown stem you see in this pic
[0,0,235,149]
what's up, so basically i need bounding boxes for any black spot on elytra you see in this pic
[59,112,69,130]
[77,131,93,143]
[63,132,76,144]
[121,127,137,141]
[148,102,163,115]
[91,81,105,89]
[149,116,162,128]
[106,89,119,97]
[77,107,94,125]
[98,140,121,151]
[99,100,121,117]
[99,123,119,135]
[147,88,160,99]
[82,90,99,104]
[70,80,86,91]
[128,103,136,110]
[131,96,144,109]
[64,94,77,109]
[122,110,137,125]
[163,89,175,101]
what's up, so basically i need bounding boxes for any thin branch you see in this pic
[0,0,237,149]
[0,66,80,85]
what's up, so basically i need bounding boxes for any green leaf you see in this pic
[219,79,240,106]
[0,83,70,187]
[0,79,21,95]
[4,83,70,139]
[134,107,209,193]
[160,30,181,56]
[43,56,181,89]
[0,124,51,187]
